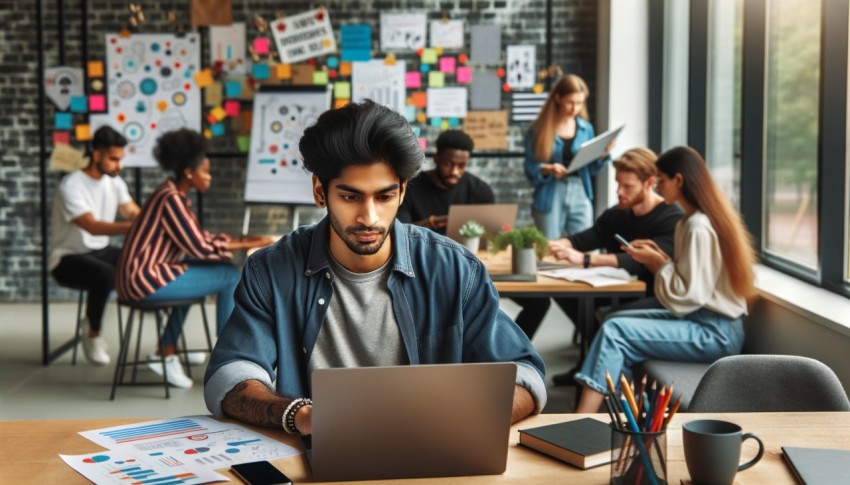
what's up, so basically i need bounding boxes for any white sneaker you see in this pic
[81,320,110,366]
[146,354,193,389]
[180,351,208,366]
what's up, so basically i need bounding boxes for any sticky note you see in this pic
[334,81,351,99]
[339,61,352,76]
[456,66,473,83]
[88,94,106,112]
[416,112,427,123]
[411,91,427,108]
[327,56,340,69]
[449,117,461,127]
[430,117,443,127]
[237,135,250,153]
[70,96,88,113]
[211,106,227,121]
[75,123,92,141]
[225,80,243,98]
[334,98,350,109]
[225,100,241,117]
[252,63,270,80]
[54,112,72,130]
[253,37,270,55]
[52,131,70,145]
[194,68,214,88]
[210,123,226,137]
[87,60,104,77]
[406,72,421,89]
[313,70,329,85]
[275,63,292,80]
[419,64,431,74]
[421,48,438,64]
[418,138,427,151]
[404,105,416,122]
[439,57,456,74]
[428,71,445,88]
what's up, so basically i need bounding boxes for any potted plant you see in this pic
[458,220,485,253]
[489,225,549,275]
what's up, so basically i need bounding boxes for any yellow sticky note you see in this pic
[87,60,104,78]
[416,112,427,123]
[313,71,329,85]
[339,61,352,76]
[428,71,445,88]
[75,124,92,141]
[211,106,227,121]
[533,83,545,94]
[194,68,214,89]
[275,63,292,80]
[334,82,351,99]
[334,98,350,109]
[203,128,213,139]
[421,48,438,64]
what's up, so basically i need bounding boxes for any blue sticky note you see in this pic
[420,64,431,74]
[252,63,270,80]
[449,117,460,127]
[225,80,242,98]
[210,122,226,137]
[411,126,421,137]
[54,112,73,130]
[341,24,372,62]
[341,49,371,62]
[326,56,340,69]
[70,96,88,113]
[404,105,416,122]
[430,117,443,127]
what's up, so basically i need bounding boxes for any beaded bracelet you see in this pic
[282,398,312,435]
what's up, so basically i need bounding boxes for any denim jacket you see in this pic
[523,117,611,213]
[204,218,547,416]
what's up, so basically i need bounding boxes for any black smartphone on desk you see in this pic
[231,461,292,485]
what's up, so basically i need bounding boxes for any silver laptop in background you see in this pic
[445,203,519,247]
[309,363,517,482]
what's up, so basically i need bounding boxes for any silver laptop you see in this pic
[308,363,517,481]
[445,203,519,246]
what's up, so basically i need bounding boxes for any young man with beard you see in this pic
[204,100,546,435]
[397,130,494,234]
[49,126,140,366]
[514,148,684,354]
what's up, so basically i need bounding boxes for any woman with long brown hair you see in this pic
[574,146,756,413]
[523,74,612,239]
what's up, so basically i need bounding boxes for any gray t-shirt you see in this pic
[309,254,408,370]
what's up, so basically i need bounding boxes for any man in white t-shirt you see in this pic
[49,126,140,366]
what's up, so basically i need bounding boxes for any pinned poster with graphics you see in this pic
[426,87,468,119]
[506,45,536,89]
[429,19,464,49]
[245,85,331,204]
[463,110,508,150]
[209,23,247,75]
[271,8,337,64]
[380,12,427,51]
[351,59,407,115]
[45,66,85,110]
[97,33,202,167]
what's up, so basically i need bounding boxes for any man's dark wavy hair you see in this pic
[299,99,424,191]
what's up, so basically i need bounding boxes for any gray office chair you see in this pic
[688,354,850,412]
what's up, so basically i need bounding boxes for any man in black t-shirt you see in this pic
[514,147,684,350]
[397,130,494,235]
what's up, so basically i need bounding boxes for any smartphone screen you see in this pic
[614,234,634,249]
[231,461,292,485]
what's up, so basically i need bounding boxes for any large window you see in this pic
[764,0,821,268]
[706,0,743,207]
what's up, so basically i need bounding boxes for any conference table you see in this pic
[3,412,848,483]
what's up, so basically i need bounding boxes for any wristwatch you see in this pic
[583,254,591,268]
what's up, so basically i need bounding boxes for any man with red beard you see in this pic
[205,100,546,435]
[514,147,684,350]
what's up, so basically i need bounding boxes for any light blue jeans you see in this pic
[141,261,241,347]
[575,307,745,394]
[532,176,593,239]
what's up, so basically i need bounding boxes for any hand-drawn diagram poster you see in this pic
[506,45,536,89]
[99,33,202,167]
[380,12,427,51]
[244,86,331,204]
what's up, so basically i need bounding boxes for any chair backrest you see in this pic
[688,355,850,412]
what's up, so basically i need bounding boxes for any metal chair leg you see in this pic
[71,289,84,365]
[110,307,135,401]
[155,309,170,399]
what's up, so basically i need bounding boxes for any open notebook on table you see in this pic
[538,266,632,287]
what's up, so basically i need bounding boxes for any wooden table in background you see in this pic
[3,413,848,483]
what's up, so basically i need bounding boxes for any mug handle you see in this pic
[737,432,765,471]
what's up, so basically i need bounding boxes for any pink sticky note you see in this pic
[456,66,472,83]
[418,138,427,151]
[88,94,106,112]
[225,100,241,117]
[439,57,456,74]
[52,131,70,145]
[405,72,421,89]
[253,37,270,55]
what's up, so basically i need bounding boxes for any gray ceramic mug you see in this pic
[682,420,764,485]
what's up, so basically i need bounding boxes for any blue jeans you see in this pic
[532,176,593,239]
[142,261,241,347]
[575,307,745,394]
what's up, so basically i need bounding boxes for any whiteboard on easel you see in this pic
[244,85,332,204]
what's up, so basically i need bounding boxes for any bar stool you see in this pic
[110,297,212,399]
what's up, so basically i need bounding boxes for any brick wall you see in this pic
[0,0,598,301]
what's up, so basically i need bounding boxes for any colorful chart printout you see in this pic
[351,59,407,115]
[209,23,247,75]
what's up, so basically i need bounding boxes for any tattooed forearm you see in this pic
[221,380,291,428]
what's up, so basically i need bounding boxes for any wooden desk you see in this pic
[4,413,848,484]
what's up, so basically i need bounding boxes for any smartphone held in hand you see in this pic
[614,234,634,249]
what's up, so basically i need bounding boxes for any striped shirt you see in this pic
[117,179,232,301]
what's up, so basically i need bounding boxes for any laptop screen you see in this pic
[309,363,517,481]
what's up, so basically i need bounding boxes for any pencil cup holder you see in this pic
[610,425,667,485]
